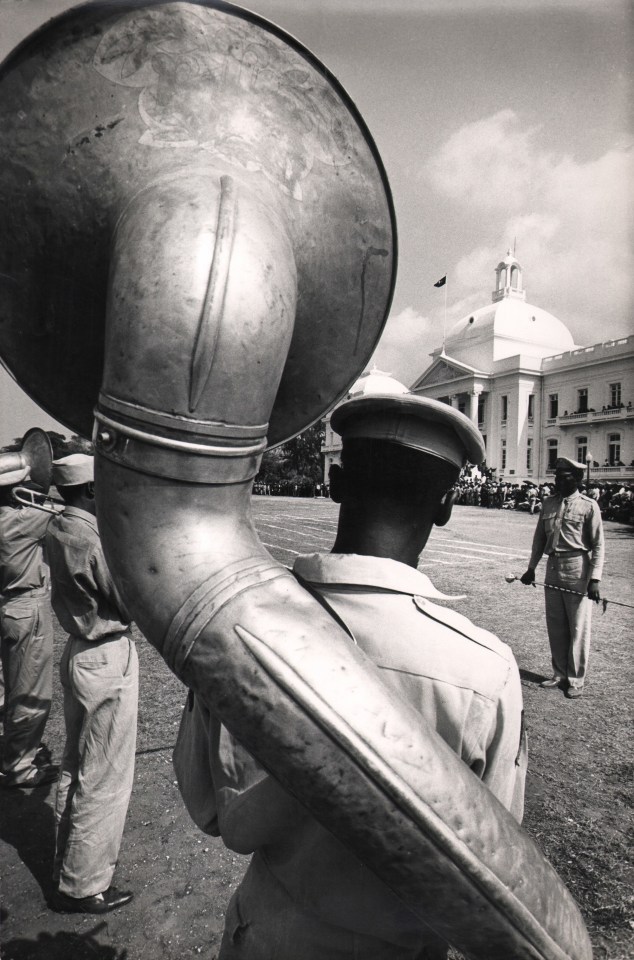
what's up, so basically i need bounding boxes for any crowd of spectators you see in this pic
[453,470,634,524]
[253,478,329,498]
[253,467,633,524]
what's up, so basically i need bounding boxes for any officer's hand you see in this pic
[520,568,535,585]
[587,579,601,603]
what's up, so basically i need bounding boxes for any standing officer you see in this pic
[175,394,527,960]
[46,454,138,914]
[0,456,57,789]
[520,456,604,699]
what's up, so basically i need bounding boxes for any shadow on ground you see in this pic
[1,922,127,960]
[519,668,549,685]
[0,740,57,904]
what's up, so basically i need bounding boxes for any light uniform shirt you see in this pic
[45,507,130,641]
[197,553,527,950]
[0,504,50,596]
[529,490,604,580]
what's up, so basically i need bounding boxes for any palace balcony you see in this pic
[552,407,634,427]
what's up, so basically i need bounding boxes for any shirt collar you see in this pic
[59,505,98,530]
[557,489,580,503]
[293,553,465,600]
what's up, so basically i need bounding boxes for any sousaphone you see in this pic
[0,4,592,958]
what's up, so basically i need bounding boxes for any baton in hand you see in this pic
[505,574,634,613]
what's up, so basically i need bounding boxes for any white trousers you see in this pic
[55,633,138,897]
[0,589,53,780]
[544,553,592,688]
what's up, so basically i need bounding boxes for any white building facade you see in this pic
[410,252,634,482]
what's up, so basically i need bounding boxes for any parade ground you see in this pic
[1,501,632,960]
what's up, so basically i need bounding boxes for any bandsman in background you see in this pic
[520,456,604,699]
[0,455,56,789]
[46,454,138,915]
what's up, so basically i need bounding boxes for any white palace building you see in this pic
[323,252,633,483]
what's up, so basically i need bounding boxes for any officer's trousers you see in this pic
[0,588,53,781]
[544,552,592,689]
[55,633,138,898]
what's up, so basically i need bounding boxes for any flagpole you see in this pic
[443,279,447,352]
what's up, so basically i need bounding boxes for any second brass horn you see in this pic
[0,3,592,958]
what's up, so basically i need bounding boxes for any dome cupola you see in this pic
[493,249,525,303]
[442,252,576,370]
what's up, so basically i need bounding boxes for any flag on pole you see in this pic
[434,275,446,288]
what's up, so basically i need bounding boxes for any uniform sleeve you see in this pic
[586,501,605,580]
[528,512,547,570]
[20,507,52,542]
[180,698,307,855]
[90,541,132,623]
[480,655,527,823]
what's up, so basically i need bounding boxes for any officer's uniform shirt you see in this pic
[0,504,50,596]
[529,490,604,580]
[199,553,527,953]
[45,506,131,640]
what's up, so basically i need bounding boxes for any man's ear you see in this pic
[434,488,457,528]
[329,464,345,504]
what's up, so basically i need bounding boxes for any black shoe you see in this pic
[53,886,134,914]
[35,743,53,767]
[539,677,564,690]
[1,764,59,789]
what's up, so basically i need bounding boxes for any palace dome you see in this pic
[445,251,575,370]
[347,365,408,397]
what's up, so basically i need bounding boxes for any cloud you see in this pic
[369,306,441,387]
[427,112,633,344]
[427,110,551,212]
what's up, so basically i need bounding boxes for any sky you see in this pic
[0,0,631,446]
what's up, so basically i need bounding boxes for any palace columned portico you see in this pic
[410,252,634,482]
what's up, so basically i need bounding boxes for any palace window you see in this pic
[608,433,621,466]
[477,395,485,427]
[547,438,558,469]
[527,394,535,422]
[526,438,533,471]
[577,387,588,414]
[501,439,507,470]
[549,393,559,419]
[458,399,466,416]
[576,437,588,463]
[609,382,622,408]
[501,395,508,424]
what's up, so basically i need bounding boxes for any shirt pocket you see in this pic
[543,511,558,533]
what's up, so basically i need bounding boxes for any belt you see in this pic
[0,585,48,601]
[549,549,587,557]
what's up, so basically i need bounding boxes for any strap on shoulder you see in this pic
[291,568,357,645]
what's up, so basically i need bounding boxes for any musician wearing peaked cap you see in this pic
[520,456,604,700]
[175,393,527,960]
[45,455,138,915]
[0,451,56,789]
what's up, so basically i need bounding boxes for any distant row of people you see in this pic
[453,474,634,524]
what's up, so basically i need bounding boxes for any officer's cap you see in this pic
[52,454,94,486]
[330,394,486,469]
[555,457,586,475]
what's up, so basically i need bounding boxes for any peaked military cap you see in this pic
[555,457,586,474]
[330,393,486,469]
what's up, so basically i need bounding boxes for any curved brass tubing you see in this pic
[0,3,592,956]
[94,168,591,960]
